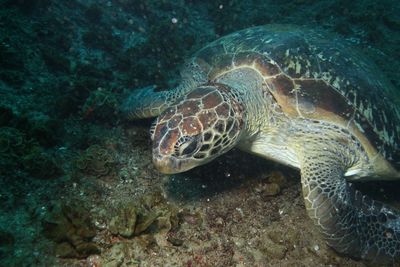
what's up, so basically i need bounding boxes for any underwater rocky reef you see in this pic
[0,0,399,266]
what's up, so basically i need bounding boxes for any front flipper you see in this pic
[121,63,208,120]
[301,149,400,264]
[121,85,174,119]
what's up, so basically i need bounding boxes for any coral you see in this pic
[0,127,31,173]
[21,146,61,179]
[54,75,99,119]
[0,39,24,70]
[115,0,215,88]
[80,87,118,122]
[82,27,122,53]
[134,209,162,235]
[18,111,60,147]
[42,202,100,258]
[103,244,131,267]
[109,203,137,238]
[0,70,25,87]
[0,229,14,259]
[75,144,115,177]
[0,127,27,155]
[75,63,109,79]
[84,4,103,23]
[41,47,71,73]
[0,40,25,86]
[0,105,60,147]
[4,0,52,15]
[0,106,15,127]
[0,127,61,179]
[108,192,180,238]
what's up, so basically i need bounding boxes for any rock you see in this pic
[42,203,99,258]
[268,171,287,188]
[100,243,129,267]
[109,204,137,238]
[74,241,101,256]
[109,193,179,238]
[134,210,161,235]
[167,235,184,246]
[56,242,77,258]
[103,247,124,267]
[263,183,281,196]
[179,209,203,226]
[109,217,120,235]
[0,229,14,258]
[0,229,14,247]
[262,238,287,260]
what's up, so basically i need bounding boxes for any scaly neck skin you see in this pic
[214,67,280,139]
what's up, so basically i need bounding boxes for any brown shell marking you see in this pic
[268,75,354,120]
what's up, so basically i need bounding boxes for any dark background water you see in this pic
[0,0,399,266]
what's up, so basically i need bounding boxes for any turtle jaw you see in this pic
[152,154,198,174]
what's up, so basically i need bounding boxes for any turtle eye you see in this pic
[174,135,199,156]
[150,119,157,141]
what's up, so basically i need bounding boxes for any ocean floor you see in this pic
[0,0,400,266]
[3,121,400,267]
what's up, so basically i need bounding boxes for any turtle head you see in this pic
[151,84,245,174]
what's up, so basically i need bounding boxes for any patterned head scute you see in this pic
[151,84,244,174]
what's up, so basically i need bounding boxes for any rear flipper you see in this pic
[301,149,400,264]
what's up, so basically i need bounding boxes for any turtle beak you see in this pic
[152,154,196,174]
[152,155,181,174]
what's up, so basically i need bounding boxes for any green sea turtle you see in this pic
[122,25,400,263]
